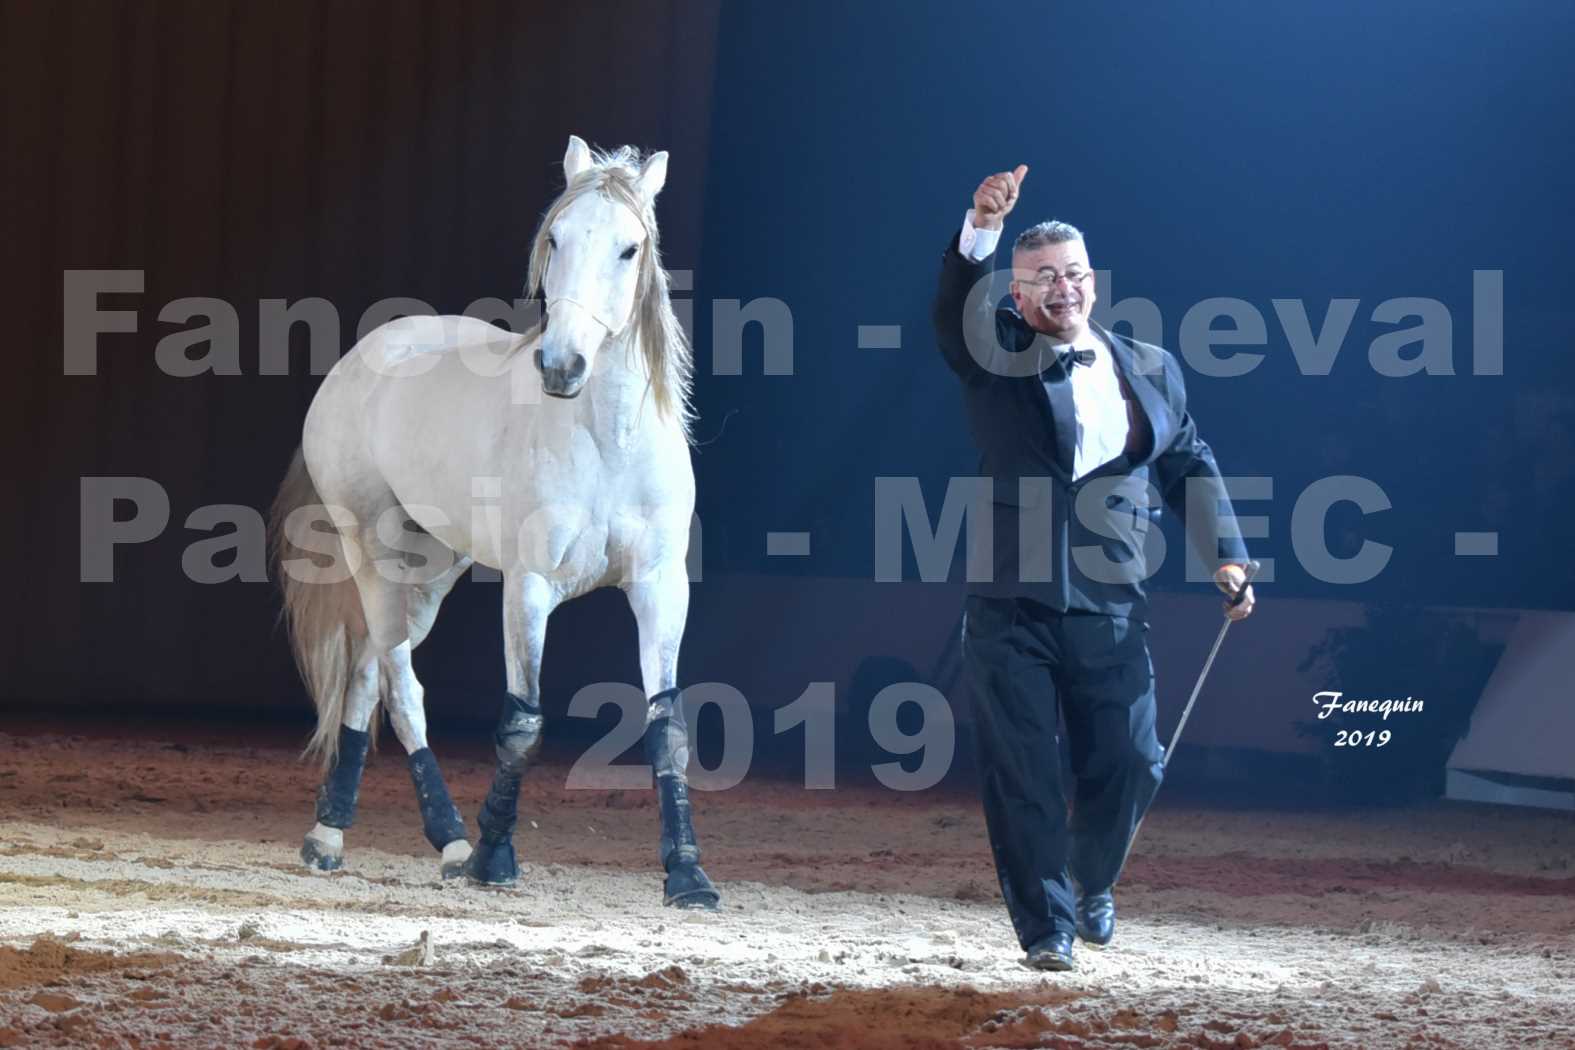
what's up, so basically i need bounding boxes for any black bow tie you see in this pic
[1059,347,1096,369]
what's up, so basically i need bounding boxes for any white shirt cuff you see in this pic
[959,209,1001,262]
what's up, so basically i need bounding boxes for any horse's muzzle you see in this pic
[535,348,588,398]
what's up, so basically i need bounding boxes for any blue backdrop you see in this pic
[693,0,1575,609]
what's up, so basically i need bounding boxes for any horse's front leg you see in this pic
[626,561,721,910]
[464,570,553,885]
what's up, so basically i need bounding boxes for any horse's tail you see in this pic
[270,446,368,770]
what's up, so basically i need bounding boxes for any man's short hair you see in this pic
[1013,220,1085,255]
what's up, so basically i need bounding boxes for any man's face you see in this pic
[1010,238,1096,342]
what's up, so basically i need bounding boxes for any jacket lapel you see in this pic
[1027,325,1078,478]
[1098,323,1170,467]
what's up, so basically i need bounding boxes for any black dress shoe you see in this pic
[1076,890,1115,946]
[1024,930,1075,971]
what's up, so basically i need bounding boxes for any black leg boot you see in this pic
[302,725,370,871]
[406,748,469,878]
[644,688,720,910]
[464,692,542,886]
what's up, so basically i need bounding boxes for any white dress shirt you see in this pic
[958,208,1003,262]
[958,210,1130,480]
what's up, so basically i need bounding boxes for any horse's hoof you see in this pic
[300,835,343,872]
[439,840,472,880]
[464,838,518,886]
[663,862,720,910]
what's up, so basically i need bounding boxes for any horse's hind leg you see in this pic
[301,636,379,871]
[627,560,720,910]
[400,542,475,878]
[303,523,472,879]
[465,569,554,885]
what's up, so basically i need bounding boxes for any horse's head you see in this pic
[529,135,669,399]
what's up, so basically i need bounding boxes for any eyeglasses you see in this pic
[1016,268,1092,290]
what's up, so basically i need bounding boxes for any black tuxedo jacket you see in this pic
[932,232,1250,620]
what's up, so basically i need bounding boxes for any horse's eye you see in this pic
[547,234,557,250]
[619,244,638,261]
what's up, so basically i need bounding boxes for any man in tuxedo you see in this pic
[933,164,1257,971]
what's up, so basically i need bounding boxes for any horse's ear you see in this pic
[563,135,592,183]
[637,151,669,202]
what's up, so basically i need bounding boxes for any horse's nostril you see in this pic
[567,354,587,381]
[533,349,545,372]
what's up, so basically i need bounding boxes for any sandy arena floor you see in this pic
[0,725,1573,1049]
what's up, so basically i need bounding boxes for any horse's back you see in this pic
[326,315,528,388]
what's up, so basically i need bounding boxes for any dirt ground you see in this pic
[1,724,1572,1049]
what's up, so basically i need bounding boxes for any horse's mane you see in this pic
[520,145,695,440]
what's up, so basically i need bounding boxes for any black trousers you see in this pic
[963,594,1164,949]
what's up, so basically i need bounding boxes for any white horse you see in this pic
[268,136,718,908]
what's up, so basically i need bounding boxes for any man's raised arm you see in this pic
[932,164,1028,383]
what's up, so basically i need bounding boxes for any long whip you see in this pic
[1118,559,1260,872]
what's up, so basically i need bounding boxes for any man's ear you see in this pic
[637,150,669,202]
[1008,280,1028,313]
[564,135,592,183]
